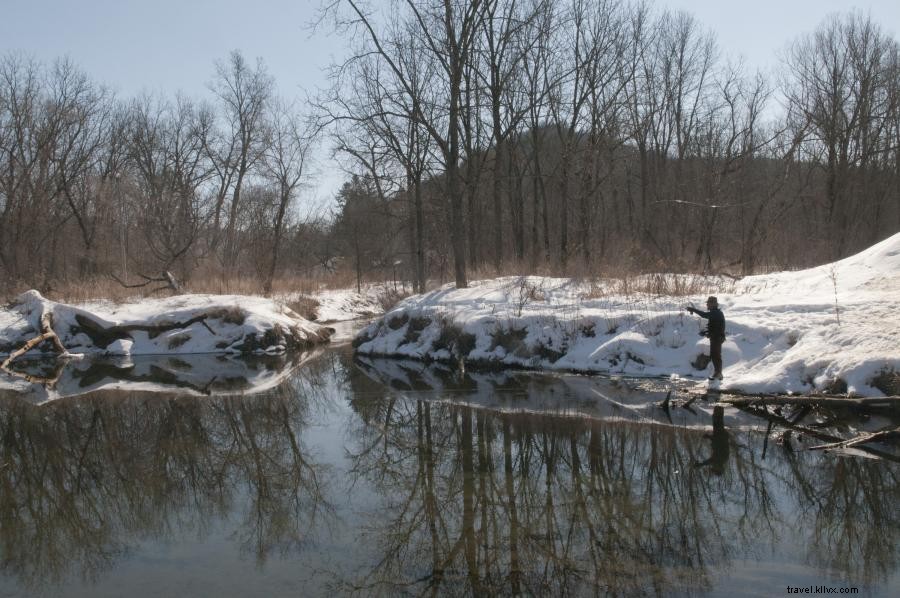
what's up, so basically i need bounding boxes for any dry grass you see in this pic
[376,287,412,312]
[286,296,320,321]
[580,272,734,300]
[2,271,369,306]
[2,259,738,312]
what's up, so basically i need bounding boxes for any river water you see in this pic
[0,331,898,597]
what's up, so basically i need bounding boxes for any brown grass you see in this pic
[376,287,412,311]
[286,296,320,321]
[2,272,373,306]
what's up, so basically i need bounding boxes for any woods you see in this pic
[1,2,898,298]
[326,0,900,288]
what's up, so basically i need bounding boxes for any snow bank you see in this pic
[0,291,333,358]
[280,284,403,323]
[354,233,900,397]
[308,287,384,322]
[0,352,320,404]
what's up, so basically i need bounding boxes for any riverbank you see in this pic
[0,291,333,358]
[354,233,900,397]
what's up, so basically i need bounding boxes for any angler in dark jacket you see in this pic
[687,296,726,380]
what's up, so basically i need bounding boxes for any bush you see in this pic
[402,316,432,344]
[870,368,900,396]
[490,324,528,355]
[434,319,476,358]
[287,297,319,321]
[377,288,411,312]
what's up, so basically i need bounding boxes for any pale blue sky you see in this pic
[0,0,339,98]
[1,0,897,200]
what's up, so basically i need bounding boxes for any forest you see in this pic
[1,0,898,298]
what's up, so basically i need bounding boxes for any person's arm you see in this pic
[687,307,710,319]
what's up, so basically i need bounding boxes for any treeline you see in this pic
[0,50,323,296]
[2,2,898,298]
[327,0,900,290]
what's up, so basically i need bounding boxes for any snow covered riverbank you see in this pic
[0,291,333,358]
[278,284,405,323]
[355,234,900,397]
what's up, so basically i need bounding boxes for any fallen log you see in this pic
[110,270,183,294]
[1,309,72,370]
[73,312,218,348]
[688,384,900,406]
[718,395,900,408]
[2,290,333,362]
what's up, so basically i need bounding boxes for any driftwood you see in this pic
[688,385,900,409]
[718,395,900,408]
[1,309,71,370]
[111,271,183,295]
[72,312,217,349]
[731,403,900,463]
[809,428,900,451]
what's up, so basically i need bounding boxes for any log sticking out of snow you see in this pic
[0,301,71,369]
[0,290,333,361]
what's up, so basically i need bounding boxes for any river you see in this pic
[0,329,898,597]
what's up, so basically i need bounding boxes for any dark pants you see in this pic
[710,338,723,375]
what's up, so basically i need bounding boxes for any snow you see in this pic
[0,351,322,404]
[277,284,400,323]
[0,291,332,358]
[355,233,900,397]
[307,287,383,322]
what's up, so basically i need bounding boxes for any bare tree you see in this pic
[261,100,315,294]
[339,0,485,288]
[128,93,211,283]
[206,50,274,266]
[784,12,900,256]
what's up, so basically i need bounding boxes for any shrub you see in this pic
[490,325,528,355]
[387,313,409,330]
[377,288,411,312]
[402,316,432,345]
[286,296,320,321]
[434,319,476,357]
[870,368,900,396]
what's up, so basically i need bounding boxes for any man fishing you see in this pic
[686,296,726,380]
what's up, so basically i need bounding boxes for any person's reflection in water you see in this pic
[695,405,730,475]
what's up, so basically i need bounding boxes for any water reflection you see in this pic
[0,348,897,596]
[0,354,334,591]
[1,351,318,403]
[340,355,900,596]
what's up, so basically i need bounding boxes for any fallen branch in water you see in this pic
[713,394,900,409]
[731,403,900,463]
[808,428,900,451]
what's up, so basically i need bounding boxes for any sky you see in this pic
[1,0,898,201]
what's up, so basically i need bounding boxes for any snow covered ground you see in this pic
[305,287,385,322]
[355,233,900,397]
[276,283,405,323]
[0,291,332,358]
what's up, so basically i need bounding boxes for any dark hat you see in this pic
[706,296,718,306]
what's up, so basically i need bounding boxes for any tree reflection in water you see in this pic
[0,354,335,591]
[339,355,900,596]
[0,348,897,596]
